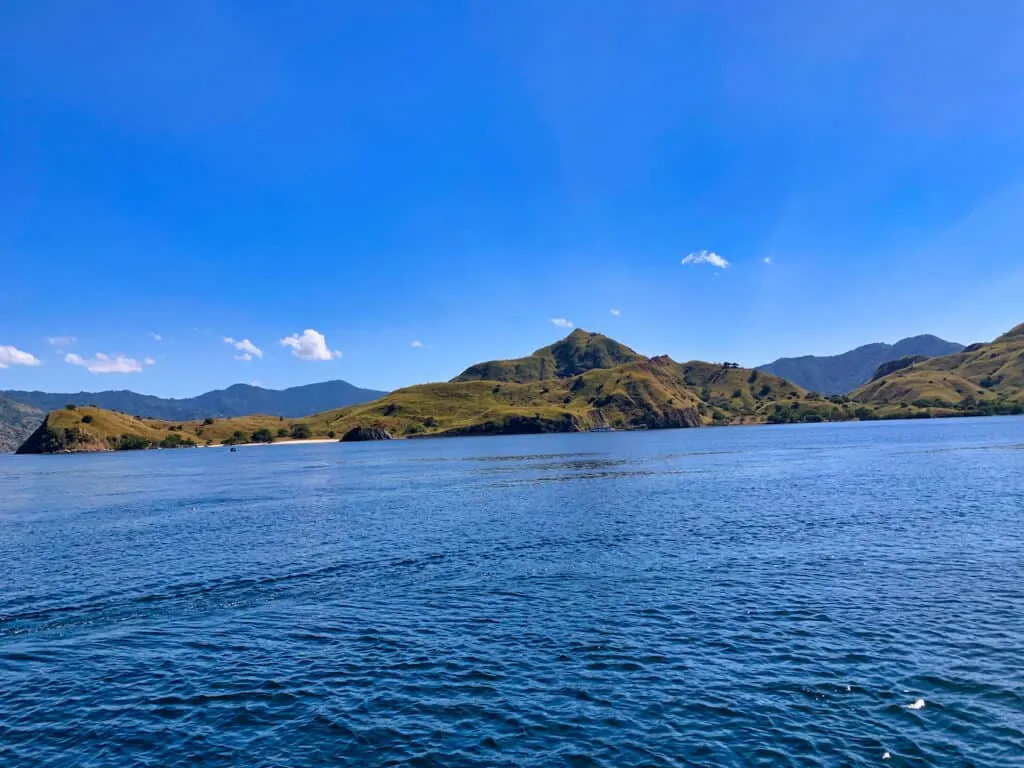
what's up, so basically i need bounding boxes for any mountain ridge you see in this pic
[854,323,1024,409]
[19,325,1023,455]
[757,334,964,393]
[15,330,871,453]
[0,396,44,453]
[3,379,386,422]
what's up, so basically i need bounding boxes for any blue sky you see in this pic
[2,1,1024,397]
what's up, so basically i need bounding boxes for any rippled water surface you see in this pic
[2,418,1023,766]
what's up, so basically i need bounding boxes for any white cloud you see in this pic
[224,336,263,361]
[0,345,42,368]
[411,340,424,348]
[144,357,156,366]
[610,308,621,317]
[682,250,730,269]
[65,352,144,374]
[151,332,163,341]
[280,329,341,361]
[551,317,574,328]
[763,256,773,265]
[46,336,76,347]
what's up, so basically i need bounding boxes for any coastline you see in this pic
[231,438,340,447]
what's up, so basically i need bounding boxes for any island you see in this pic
[15,324,1024,454]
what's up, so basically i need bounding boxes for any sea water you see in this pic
[2,418,1022,766]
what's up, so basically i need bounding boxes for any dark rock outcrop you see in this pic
[441,413,583,437]
[870,355,929,382]
[14,417,106,454]
[637,407,703,430]
[341,426,393,442]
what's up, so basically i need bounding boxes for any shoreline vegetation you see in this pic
[15,324,1023,455]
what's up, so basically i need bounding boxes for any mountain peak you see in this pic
[454,330,644,383]
[758,334,964,393]
[996,322,1024,341]
[565,327,597,338]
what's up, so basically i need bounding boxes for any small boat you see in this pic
[589,425,615,433]
[229,446,238,452]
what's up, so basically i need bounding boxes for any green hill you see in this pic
[321,356,813,437]
[853,322,1024,414]
[22,325,1020,455]
[15,406,328,454]
[757,334,964,394]
[20,330,908,454]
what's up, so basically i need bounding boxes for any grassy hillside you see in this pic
[16,355,857,454]
[23,327,991,454]
[854,322,1024,414]
[870,355,930,382]
[758,334,964,394]
[16,406,335,454]
[0,396,44,453]
[453,329,645,383]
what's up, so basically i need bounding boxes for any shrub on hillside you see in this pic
[251,428,274,443]
[117,434,151,451]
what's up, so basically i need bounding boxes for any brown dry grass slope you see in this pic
[854,322,1024,408]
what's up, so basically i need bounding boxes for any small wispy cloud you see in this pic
[0,345,42,368]
[551,317,574,328]
[224,336,263,361]
[151,332,163,341]
[143,357,156,366]
[763,256,773,265]
[280,329,341,361]
[610,308,621,317]
[682,250,730,269]
[47,336,76,347]
[411,340,424,348]
[65,352,144,374]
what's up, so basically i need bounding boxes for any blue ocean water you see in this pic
[1,418,1022,767]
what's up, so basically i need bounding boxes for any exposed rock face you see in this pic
[14,419,57,454]
[442,413,583,437]
[341,426,393,442]
[639,407,703,429]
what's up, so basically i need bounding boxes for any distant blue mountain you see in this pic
[757,335,964,394]
[0,395,44,452]
[3,379,387,421]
